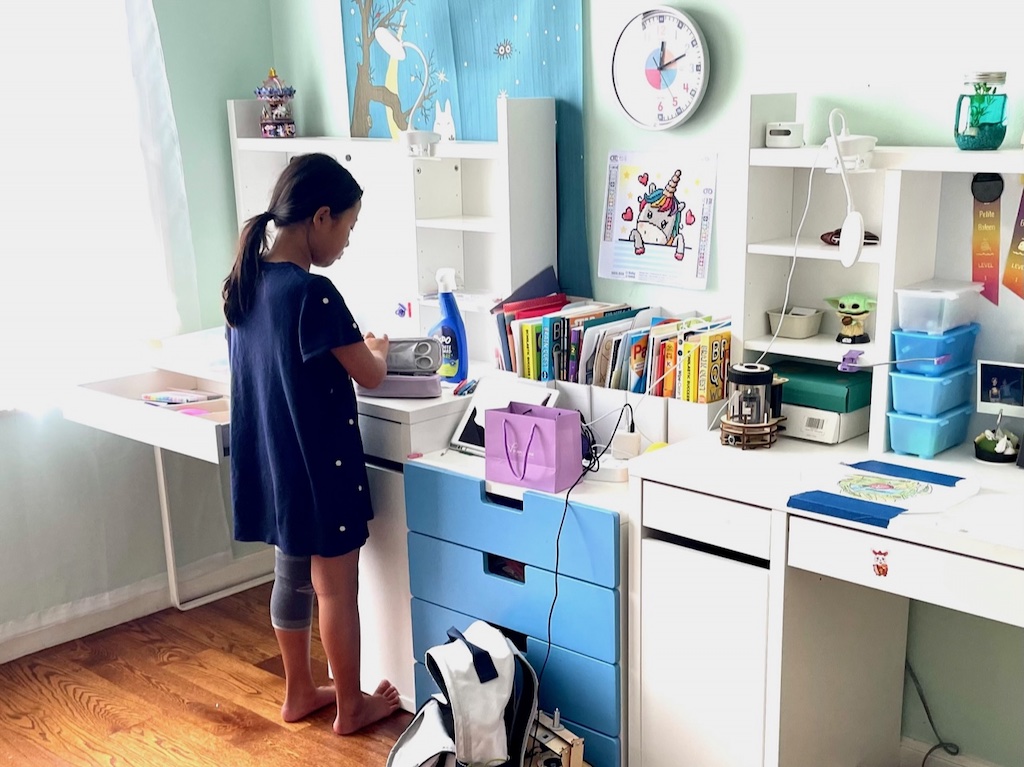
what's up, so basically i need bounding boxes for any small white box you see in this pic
[781,403,870,444]
[895,279,983,335]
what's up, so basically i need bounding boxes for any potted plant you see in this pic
[955,72,1007,150]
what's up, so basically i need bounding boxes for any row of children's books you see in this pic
[491,291,732,403]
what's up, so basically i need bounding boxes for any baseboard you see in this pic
[0,573,170,665]
[0,548,274,665]
[901,737,1006,767]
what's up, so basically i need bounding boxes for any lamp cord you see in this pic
[905,659,961,766]
[828,107,857,216]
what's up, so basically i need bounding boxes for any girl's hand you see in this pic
[364,332,390,357]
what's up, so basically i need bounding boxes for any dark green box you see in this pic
[772,361,872,414]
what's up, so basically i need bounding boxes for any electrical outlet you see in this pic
[611,431,641,459]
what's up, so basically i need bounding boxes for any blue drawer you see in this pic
[414,663,620,767]
[411,599,620,737]
[409,532,618,663]
[404,462,619,588]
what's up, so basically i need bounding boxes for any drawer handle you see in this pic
[483,491,524,512]
[485,553,526,583]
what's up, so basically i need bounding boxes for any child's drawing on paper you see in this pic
[627,169,698,258]
[599,152,716,290]
[838,474,932,504]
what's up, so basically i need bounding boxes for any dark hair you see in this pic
[222,153,363,326]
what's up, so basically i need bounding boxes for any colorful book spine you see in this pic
[567,327,582,383]
[663,338,678,399]
[681,340,701,402]
[697,330,731,404]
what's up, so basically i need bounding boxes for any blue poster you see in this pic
[341,0,590,297]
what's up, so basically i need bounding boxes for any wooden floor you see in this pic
[0,583,412,765]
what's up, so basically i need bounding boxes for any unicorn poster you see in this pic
[599,151,717,290]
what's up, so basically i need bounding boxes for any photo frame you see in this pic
[977,360,1024,419]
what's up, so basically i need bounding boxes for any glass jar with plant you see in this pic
[954,72,1008,150]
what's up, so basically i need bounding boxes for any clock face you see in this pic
[612,7,709,130]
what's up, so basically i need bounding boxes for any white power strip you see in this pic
[589,457,629,482]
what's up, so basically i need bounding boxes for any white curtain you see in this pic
[0,0,199,411]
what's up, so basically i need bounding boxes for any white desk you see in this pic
[627,433,1023,767]
[61,328,468,713]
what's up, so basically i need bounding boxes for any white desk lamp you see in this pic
[374,26,440,156]
[823,108,877,267]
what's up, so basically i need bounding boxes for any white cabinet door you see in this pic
[641,537,769,767]
[359,462,415,712]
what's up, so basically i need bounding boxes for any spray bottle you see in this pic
[429,268,468,384]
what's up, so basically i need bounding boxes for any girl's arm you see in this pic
[332,333,389,388]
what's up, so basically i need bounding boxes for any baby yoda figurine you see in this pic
[825,292,877,344]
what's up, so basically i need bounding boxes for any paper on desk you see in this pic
[791,459,981,522]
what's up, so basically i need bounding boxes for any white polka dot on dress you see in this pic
[322,297,329,304]
[335,460,342,466]
[348,418,354,425]
[339,525,346,532]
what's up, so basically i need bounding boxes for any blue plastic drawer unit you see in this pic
[407,532,619,663]
[890,365,974,417]
[403,460,623,767]
[404,462,619,588]
[887,402,973,458]
[892,323,979,376]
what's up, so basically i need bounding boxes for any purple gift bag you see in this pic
[484,402,582,493]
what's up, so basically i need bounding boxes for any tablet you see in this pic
[448,376,560,457]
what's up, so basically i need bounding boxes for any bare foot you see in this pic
[282,684,337,723]
[333,679,401,735]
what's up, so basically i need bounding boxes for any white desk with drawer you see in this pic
[61,327,467,713]
[626,433,1023,767]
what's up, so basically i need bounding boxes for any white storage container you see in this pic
[895,279,983,335]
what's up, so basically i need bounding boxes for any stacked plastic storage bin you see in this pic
[888,280,983,458]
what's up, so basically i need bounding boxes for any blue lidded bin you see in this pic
[890,365,975,417]
[892,323,979,376]
[887,402,973,459]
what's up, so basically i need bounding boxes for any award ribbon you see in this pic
[971,174,1003,306]
[1003,188,1024,300]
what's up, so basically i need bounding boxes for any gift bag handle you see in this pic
[503,420,538,480]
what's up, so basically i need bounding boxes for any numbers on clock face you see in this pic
[612,9,708,129]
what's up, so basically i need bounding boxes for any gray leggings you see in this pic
[271,548,315,631]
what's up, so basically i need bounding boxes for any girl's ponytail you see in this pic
[222,211,273,327]
[222,154,363,327]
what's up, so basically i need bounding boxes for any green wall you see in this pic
[153,0,275,329]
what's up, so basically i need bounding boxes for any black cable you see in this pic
[905,659,960,766]
[527,403,630,759]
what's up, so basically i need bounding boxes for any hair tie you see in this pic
[259,210,274,224]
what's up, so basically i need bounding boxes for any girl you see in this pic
[222,153,399,734]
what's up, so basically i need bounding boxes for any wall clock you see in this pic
[612,6,710,130]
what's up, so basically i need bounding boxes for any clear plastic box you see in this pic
[887,402,973,459]
[895,279,983,335]
[892,323,979,377]
[889,365,974,417]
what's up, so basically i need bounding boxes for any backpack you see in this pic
[387,620,539,767]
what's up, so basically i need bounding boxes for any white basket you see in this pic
[766,307,823,339]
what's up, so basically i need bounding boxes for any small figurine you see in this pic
[825,292,876,345]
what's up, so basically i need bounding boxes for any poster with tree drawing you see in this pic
[341,0,591,296]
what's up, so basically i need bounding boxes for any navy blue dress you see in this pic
[227,261,372,557]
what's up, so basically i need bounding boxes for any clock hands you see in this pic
[659,41,666,69]
[658,50,686,70]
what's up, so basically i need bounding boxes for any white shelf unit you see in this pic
[227,98,557,365]
[740,93,1024,457]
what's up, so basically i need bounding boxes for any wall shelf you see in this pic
[742,94,1023,463]
[750,145,1024,173]
[747,237,884,263]
[227,97,557,365]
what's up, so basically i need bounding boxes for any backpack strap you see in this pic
[446,626,499,683]
[504,640,539,767]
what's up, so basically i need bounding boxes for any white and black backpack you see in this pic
[387,620,539,767]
